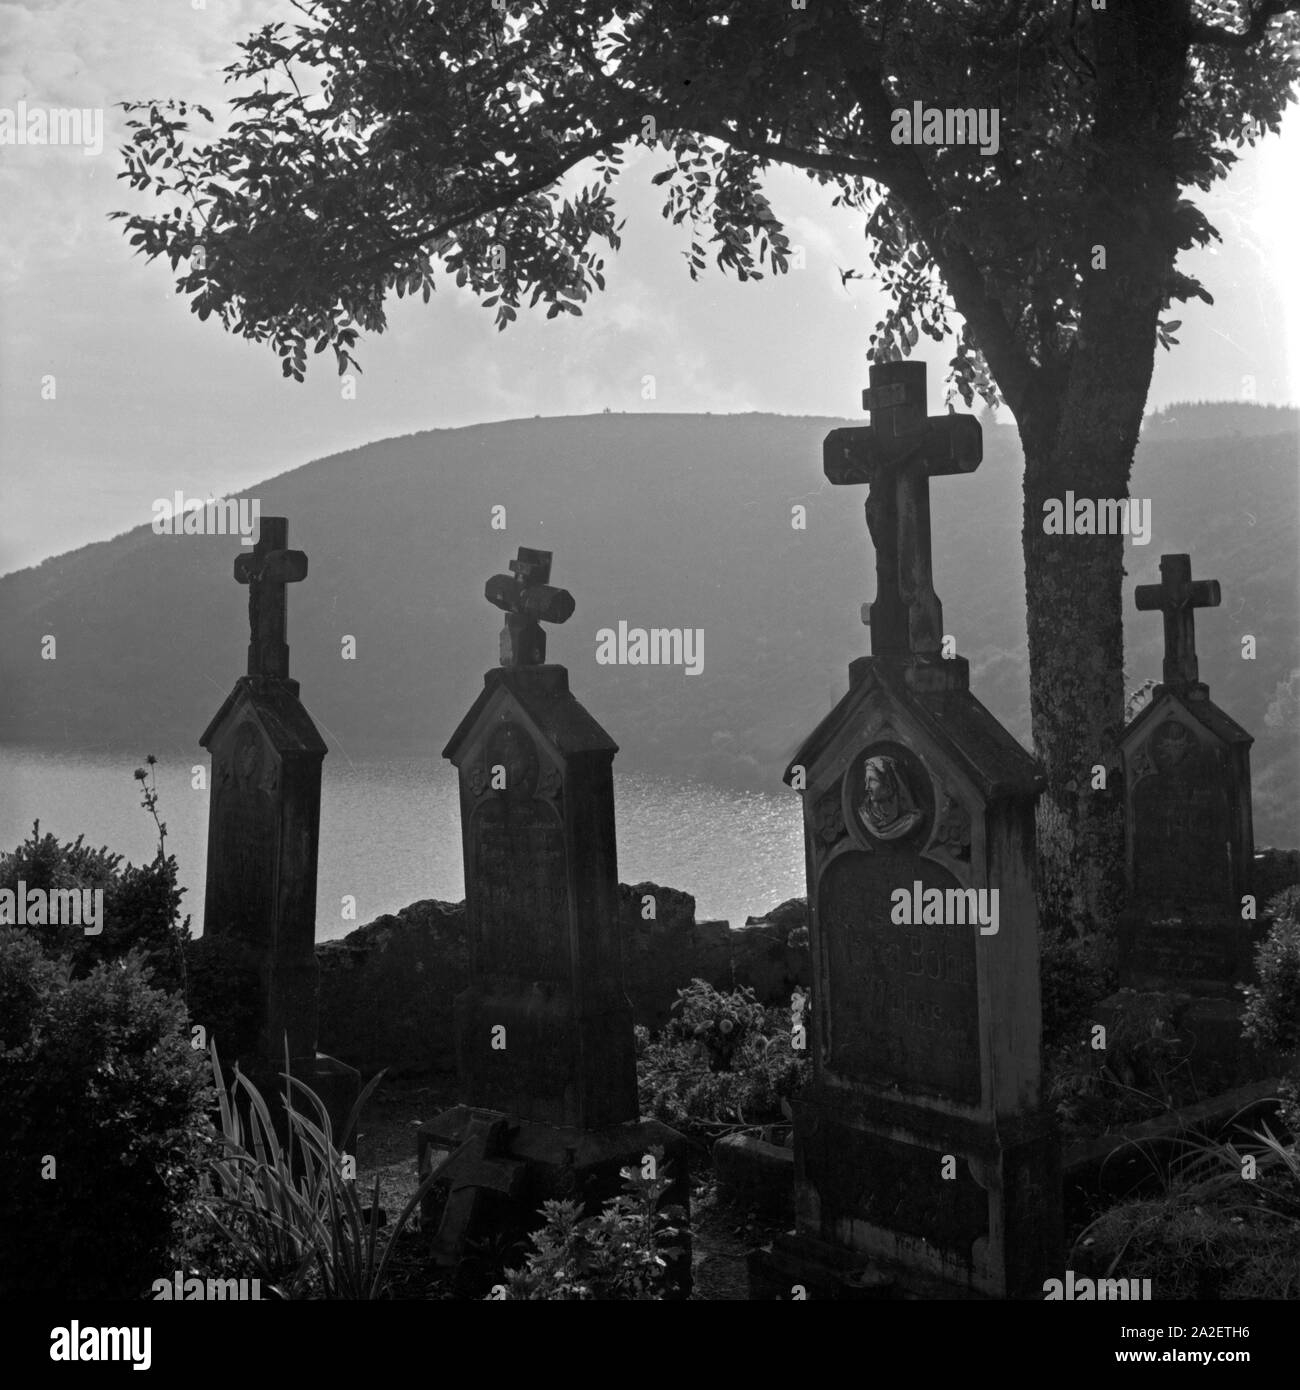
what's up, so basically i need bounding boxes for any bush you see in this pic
[1242,888,1300,1136]
[1242,888,1300,1055]
[0,929,213,1298]
[637,981,808,1138]
[1045,989,1193,1140]
[1,817,190,995]
[497,1149,684,1300]
[664,978,766,1071]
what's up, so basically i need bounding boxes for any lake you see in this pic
[0,744,805,939]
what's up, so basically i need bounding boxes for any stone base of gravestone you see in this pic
[417,1104,691,1296]
[752,1090,1061,1301]
[713,1133,795,1223]
[1117,905,1266,997]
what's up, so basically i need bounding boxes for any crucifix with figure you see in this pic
[233,516,308,680]
[484,546,576,667]
[1135,553,1221,695]
[823,360,981,658]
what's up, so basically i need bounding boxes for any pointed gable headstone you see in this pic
[419,548,688,1282]
[764,361,1061,1300]
[199,516,357,1121]
[1116,553,1256,991]
[442,546,633,1126]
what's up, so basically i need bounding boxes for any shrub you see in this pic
[1242,888,1300,1136]
[0,929,213,1299]
[496,1149,684,1300]
[1045,989,1192,1140]
[1242,888,1300,1055]
[1,816,190,995]
[638,982,808,1138]
[664,978,766,1071]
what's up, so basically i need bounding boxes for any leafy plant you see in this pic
[1,758,192,996]
[496,1148,684,1301]
[665,978,766,1071]
[1241,888,1300,1055]
[0,928,213,1299]
[1241,887,1300,1137]
[638,983,808,1139]
[1073,1113,1300,1300]
[204,1043,439,1299]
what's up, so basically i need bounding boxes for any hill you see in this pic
[1,405,1296,844]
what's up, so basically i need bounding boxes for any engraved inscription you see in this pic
[819,849,980,1104]
[208,720,278,950]
[1131,735,1232,908]
[468,723,569,983]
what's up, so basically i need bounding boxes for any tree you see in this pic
[113,0,1300,934]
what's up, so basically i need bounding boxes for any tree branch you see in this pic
[838,60,1041,416]
[700,123,887,182]
[339,118,643,279]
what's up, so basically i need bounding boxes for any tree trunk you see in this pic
[1012,0,1189,937]
[1019,406,1131,939]
[1018,229,1176,938]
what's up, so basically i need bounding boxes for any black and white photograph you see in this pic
[1,0,1297,1359]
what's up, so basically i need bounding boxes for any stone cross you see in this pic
[484,546,576,667]
[1135,553,1221,694]
[233,516,308,680]
[427,1114,527,1267]
[823,361,981,657]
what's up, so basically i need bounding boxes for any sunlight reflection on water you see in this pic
[0,746,805,940]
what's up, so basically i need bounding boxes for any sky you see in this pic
[0,0,1296,576]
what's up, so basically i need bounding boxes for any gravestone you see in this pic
[417,548,688,1282]
[1114,554,1257,993]
[761,361,1062,1300]
[199,516,359,1132]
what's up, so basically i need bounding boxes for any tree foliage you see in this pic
[114,1,1299,391]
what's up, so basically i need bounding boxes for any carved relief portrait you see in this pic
[844,743,930,847]
[1150,718,1193,773]
[485,721,538,798]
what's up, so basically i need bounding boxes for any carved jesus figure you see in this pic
[857,755,924,841]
